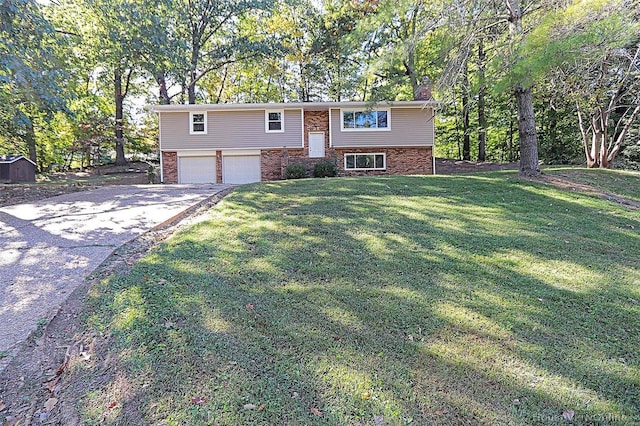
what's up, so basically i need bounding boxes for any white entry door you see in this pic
[178,156,217,183]
[308,132,325,158]
[222,155,261,184]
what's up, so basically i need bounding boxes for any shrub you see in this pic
[313,160,337,178]
[285,164,307,179]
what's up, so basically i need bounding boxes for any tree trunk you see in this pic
[509,112,515,162]
[462,60,471,161]
[477,39,487,162]
[188,76,197,104]
[157,72,170,105]
[25,117,38,171]
[507,0,540,176]
[515,86,539,175]
[114,70,127,166]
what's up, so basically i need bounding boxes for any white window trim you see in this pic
[189,111,207,135]
[344,153,387,170]
[340,108,391,132]
[265,109,285,133]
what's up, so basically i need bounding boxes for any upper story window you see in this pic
[189,112,207,134]
[265,110,284,133]
[341,109,390,131]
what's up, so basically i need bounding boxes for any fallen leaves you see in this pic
[310,407,323,417]
[191,396,207,405]
[562,409,575,421]
[108,401,118,410]
[0,400,5,411]
[242,403,265,411]
[45,376,61,393]
[44,397,58,412]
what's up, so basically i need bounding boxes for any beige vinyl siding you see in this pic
[160,109,303,150]
[330,107,434,147]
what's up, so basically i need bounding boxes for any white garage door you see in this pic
[223,155,261,184]
[178,156,217,183]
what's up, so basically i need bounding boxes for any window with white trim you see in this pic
[265,110,284,132]
[344,153,386,170]
[341,109,390,131]
[189,112,207,134]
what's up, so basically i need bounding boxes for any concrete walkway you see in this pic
[0,184,230,365]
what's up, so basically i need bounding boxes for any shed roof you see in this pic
[0,155,36,166]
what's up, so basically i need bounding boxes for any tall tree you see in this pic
[0,0,67,168]
[180,0,274,104]
[477,37,487,161]
[505,0,539,176]
[73,0,145,165]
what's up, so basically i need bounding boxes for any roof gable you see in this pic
[0,155,36,166]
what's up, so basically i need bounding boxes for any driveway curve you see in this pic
[0,184,231,365]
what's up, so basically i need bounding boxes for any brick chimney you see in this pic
[414,76,432,101]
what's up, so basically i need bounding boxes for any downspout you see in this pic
[158,111,164,183]
[433,106,436,175]
[432,149,436,175]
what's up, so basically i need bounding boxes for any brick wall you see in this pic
[162,151,178,183]
[303,110,329,156]
[261,111,335,180]
[334,147,433,176]
[216,151,222,183]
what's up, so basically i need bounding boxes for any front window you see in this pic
[265,110,284,133]
[344,153,386,170]
[190,112,207,134]
[342,109,390,131]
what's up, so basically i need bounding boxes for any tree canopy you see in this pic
[1,0,639,171]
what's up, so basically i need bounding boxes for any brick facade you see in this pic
[259,108,433,179]
[334,147,433,176]
[162,151,178,183]
[261,110,337,179]
[216,151,223,183]
[165,109,433,183]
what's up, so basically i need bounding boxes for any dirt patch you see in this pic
[528,173,640,210]
[436,158,519,174]
[0,188,233,426]
[0,162,155,208]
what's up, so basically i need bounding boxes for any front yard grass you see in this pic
[75,172,639,425]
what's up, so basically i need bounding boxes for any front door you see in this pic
[308,132,325,158]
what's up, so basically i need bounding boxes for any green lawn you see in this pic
[74,172,639,425]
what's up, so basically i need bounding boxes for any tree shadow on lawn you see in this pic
[72,175,639,425]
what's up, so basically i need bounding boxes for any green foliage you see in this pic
[621,141,640,170]
[0,0,68,165]
[313,160,338,177]
[284,163,307,179]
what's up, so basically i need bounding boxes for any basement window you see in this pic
[344,153,386,170]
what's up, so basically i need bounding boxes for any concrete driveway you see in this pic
[0,184,231,364]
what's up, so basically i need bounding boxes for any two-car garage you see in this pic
[175,151,261,184]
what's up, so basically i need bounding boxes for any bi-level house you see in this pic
[154,98,437,184]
